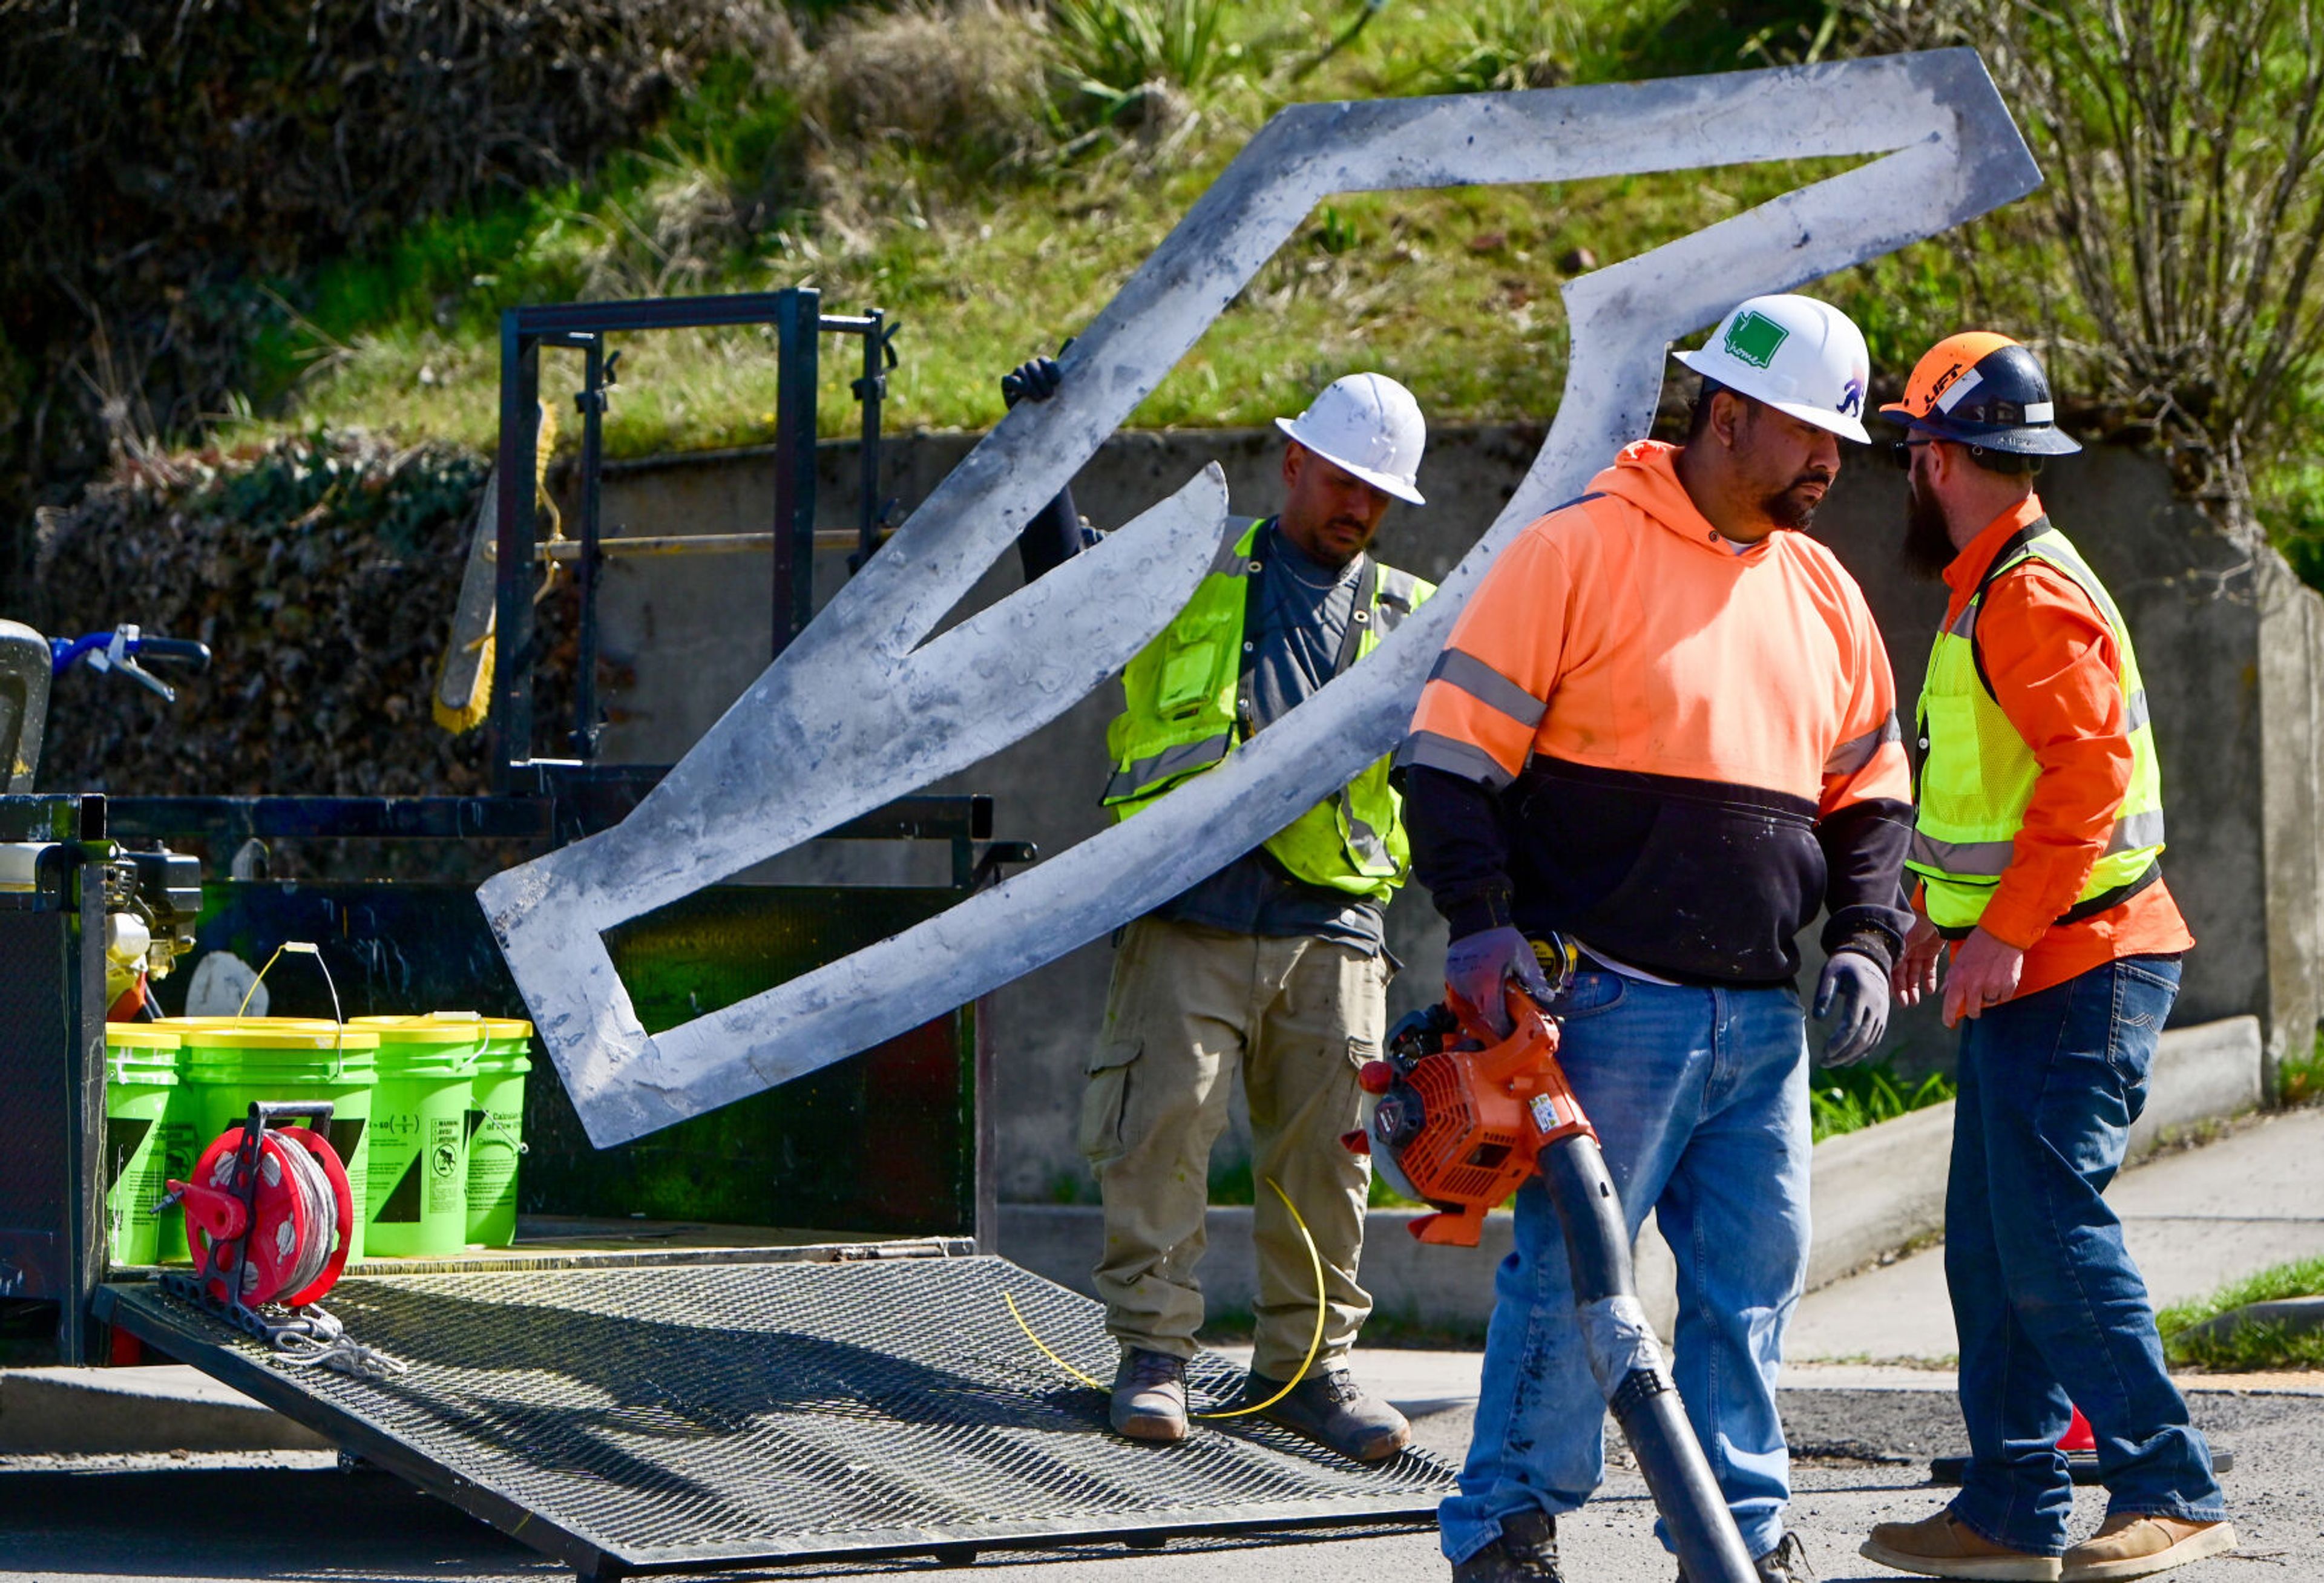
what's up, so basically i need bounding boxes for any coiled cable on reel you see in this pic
[269,1134,338,1302]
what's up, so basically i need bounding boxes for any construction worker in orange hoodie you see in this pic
[1402,294,1914,1583]
[1859,335,2233,1583]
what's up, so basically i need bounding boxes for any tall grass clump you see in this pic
[1433,1,1583,91]
[1051,0,1236,102]
[807,1,1059,178]
[2159,1254,2324,1371]
[1811,1065,1954,1144]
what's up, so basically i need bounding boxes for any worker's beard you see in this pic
[1761,473,1829,530]
[1902,476,1956,580]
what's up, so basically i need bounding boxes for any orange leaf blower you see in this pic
[1346,987,1591,1246]
[1342,937,1759,1583]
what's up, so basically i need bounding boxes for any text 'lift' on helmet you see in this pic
[1275,372,1428,505]
[1673,294,1873,444]
[1880,332,2081,456]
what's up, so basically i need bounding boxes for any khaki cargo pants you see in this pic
[1078,915,1388,1380]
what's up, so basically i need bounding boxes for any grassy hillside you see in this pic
[234,0,1968,459]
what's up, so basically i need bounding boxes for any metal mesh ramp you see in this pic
[97,1252,1454,1577]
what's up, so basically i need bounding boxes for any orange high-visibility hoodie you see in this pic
[1396,441,1914,985]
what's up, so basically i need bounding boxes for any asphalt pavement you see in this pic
[2,1381,2316,1583]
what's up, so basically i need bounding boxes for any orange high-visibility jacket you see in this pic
[1396,441,1914,984]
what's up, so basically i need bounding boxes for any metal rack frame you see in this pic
[490,289,898,784]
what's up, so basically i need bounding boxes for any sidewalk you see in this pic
[1788,1104,2324,1362]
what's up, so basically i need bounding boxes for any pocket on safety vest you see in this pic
[1920,692,1989,813]
[1155,595,1239,718]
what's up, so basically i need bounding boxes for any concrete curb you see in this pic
[1804,1100,1955,1293]
[2182,1294,2324,1345]
[1001,1017,2268,1341]
[0,1365,331,1454]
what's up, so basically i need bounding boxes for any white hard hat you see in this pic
[1673,294,1872,444]
[1274,372,1427,505]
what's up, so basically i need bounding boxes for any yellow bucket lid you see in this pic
[105,1025,182,1051]
[181,1026,381,1053]
[161,1016,342,1030]
[356,1011,533,1041]
[349,1015,494,1047]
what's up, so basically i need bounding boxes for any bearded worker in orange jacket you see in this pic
[1399,295,1914,1583]
[1859,334,2231,1583]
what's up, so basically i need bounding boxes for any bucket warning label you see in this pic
[428,1118,464,1216]
[371,1116,463,1224]
[466,1107,519,1198]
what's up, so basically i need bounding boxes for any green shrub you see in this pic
[0,0,794,585]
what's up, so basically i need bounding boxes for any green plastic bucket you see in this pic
[468,1018,533,1248]
[180,1024,379,1261]
[351,1018,483,1257]
[102,1026,180,1267]
[356,1014,533,1248]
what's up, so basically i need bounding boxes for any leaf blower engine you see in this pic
[1342,944,1761,1583]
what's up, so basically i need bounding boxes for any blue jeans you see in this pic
[1946,953,2224,1555]
[1440,971,1811,1564]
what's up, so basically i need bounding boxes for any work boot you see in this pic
[1860,1509,2061,1581]
[2060,1515,2234,1581]
[1242,1365,1410,1461]
[1108,1348,1187,1443]
[1681,1530,1816,1582]
[1451,1510,1563,1583]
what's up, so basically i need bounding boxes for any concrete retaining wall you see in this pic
[997,1017,2265,1340]
[576,426,2322,1199]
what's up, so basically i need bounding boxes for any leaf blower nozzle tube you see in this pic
[1541,1133,1759,1583]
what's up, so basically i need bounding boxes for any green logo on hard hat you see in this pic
[1722,309,1791,370]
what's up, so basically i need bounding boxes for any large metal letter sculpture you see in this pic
[481,50,2040,1147]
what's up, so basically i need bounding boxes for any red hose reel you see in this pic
[168,1102,353,1311]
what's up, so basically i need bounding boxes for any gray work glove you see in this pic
[1000,348,1067,408]
[1814,950,1890,1067]
[1444,925,1555,1038]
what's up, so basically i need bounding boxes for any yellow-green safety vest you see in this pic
[1906,517,2165,932]
[1102,518,1434,901]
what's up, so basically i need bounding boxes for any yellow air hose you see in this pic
[1004,1175,1328,1420]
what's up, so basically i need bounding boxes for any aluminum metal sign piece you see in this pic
[479,50,2041,1147]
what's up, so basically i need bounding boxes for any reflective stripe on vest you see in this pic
[1100,518,1436,897]
[1101,732,1231,805]
[1905,519,2166,929]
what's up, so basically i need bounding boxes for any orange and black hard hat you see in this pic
[1880,332,2081,456]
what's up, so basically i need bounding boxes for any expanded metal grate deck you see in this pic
[98,1251,1454,1578]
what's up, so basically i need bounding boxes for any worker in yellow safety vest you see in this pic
[1005,355,1435,1461]
[1860,333,2233,1583]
